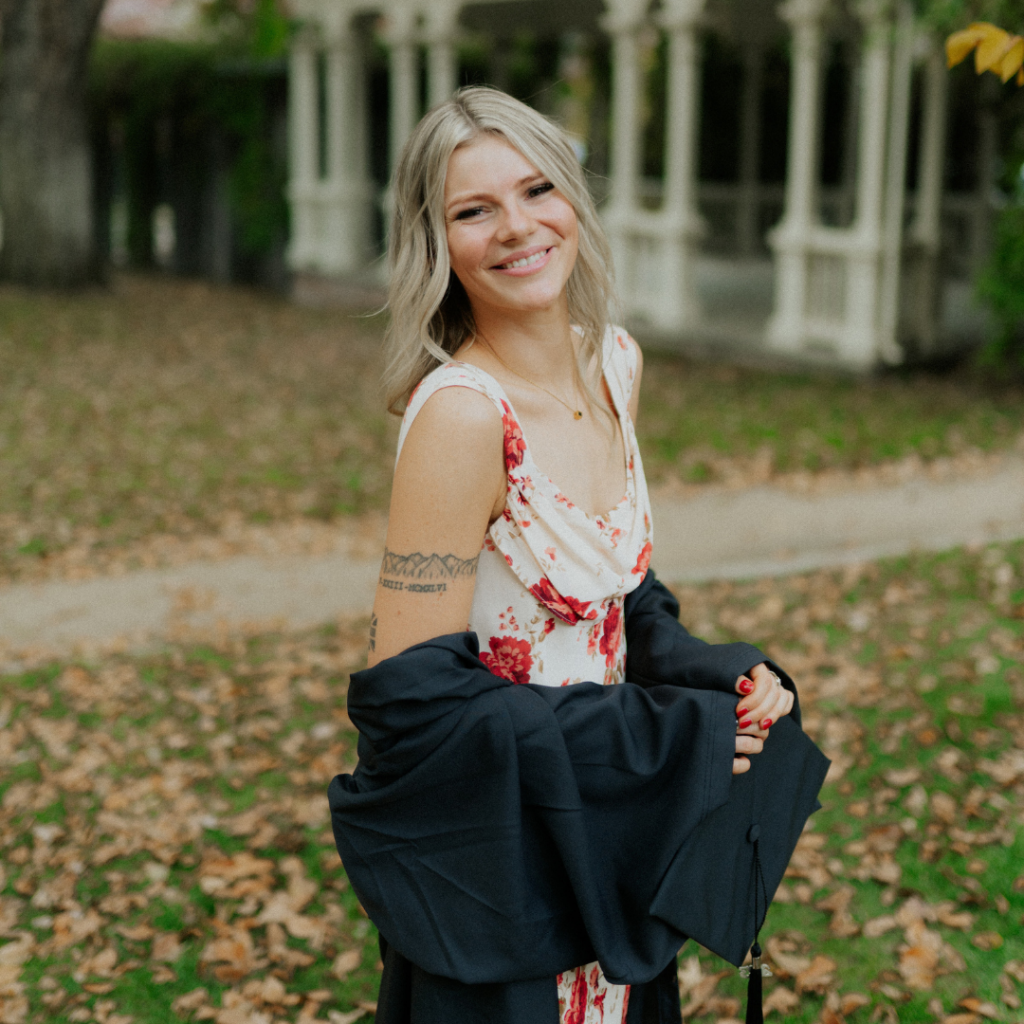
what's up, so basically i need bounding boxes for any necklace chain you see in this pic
[478,335,584,421]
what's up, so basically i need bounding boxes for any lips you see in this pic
[493,245,551,270]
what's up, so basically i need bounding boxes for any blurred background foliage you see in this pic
[88,0,293,286]
[927,0,1024,366]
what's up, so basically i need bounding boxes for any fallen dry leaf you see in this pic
[898,921,943,989]
[862,915,898,938]
[171,988,210,1015]
[680,970,729,1019]
[931,791,958,824]
[971,932,1004,951]
[936,907,975,931]
[958,997,1000,1019]
[763,986,800,1016]
[152,933,183,963]
[840,992,871,1014]
[331,949,362,980]
[327,1010,368,1024]
[796,955,837,996]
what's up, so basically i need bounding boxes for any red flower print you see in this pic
[480,635,533,685]
[616,331,628,350]
[529,577,596,625]
[632,540,652,577]
[589,965,607,1023]
[501,400,526,471]
[543,618,556,635]
[554,491,576,509]
[545,546,557,561]
[599,602,623,668]
[564,969,588,1024]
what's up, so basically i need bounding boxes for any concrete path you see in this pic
[2,456,1022,658]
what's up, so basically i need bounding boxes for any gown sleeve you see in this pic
[623,570,800,724]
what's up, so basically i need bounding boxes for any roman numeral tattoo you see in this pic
[369,612,378,651]
[378,547,479,594]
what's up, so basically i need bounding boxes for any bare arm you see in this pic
[368,387,506,666]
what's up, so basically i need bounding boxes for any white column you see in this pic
[386,3,420,176]
[600,2,646,299]
[766,0,829,352]
[842,0,893,366]
[286,27,320,271]
[877,0,914,364]
[852,2,891,240]
[319,16,373,275]
[737,41,765,256]
[425,2,460,108]
[652,0,707,330]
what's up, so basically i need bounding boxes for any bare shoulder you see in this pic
[399,384,503,468]
[393,383,505,522]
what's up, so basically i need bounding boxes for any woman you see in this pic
[363,87,796,1023]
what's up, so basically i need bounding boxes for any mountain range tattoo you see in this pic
[380,548,480,580]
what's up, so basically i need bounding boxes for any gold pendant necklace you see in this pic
[478,334,584,420]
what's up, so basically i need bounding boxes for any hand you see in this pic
[733,729,764,774]
[734,663,794,735]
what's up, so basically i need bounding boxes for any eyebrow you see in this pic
[445,172,546,209]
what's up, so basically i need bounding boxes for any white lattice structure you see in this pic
[285,0,971,369]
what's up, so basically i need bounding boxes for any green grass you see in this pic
[639,353,1024,482]
[1,543,1022,1023]
[2,274,1024,580]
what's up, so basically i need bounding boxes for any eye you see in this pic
[528,182,555,198]
[454,206,485,221]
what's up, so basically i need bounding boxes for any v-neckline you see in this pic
[453,359,633,521]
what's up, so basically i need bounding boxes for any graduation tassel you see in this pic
[742,941,769,1024]
[740,836,772,1024]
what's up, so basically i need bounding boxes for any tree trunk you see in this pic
[0,0,106,286]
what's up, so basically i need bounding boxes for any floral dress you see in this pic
[396,325,653,1024]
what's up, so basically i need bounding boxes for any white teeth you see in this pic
[501,248,548,269]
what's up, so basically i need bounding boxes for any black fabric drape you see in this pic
[330,570,828,1024]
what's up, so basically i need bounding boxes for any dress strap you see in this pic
[601,325,639,420]
[396,362,507,466]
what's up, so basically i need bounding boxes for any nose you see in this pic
[495,198,535,242]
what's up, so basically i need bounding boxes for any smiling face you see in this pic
[443,133,579,323]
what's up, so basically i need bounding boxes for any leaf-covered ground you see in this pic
[1,542,1022,1024]
[3,274,1024,582]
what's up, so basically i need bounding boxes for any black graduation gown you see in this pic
[329,571,829,1024]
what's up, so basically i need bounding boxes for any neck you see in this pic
[470,299,577,381]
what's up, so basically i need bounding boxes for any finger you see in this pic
[755,689,788,729]
[735,673,755,697]
[758,683,796,729]
[732,756,751,775]
[736,664,775,718]
[735,734,764,756]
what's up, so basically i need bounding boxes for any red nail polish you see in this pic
[762,718,772,729]
[739,718,752,729]
[739,678,754,694]
[736,706,748,717]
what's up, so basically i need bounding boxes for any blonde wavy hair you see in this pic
[382,86,618,416]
